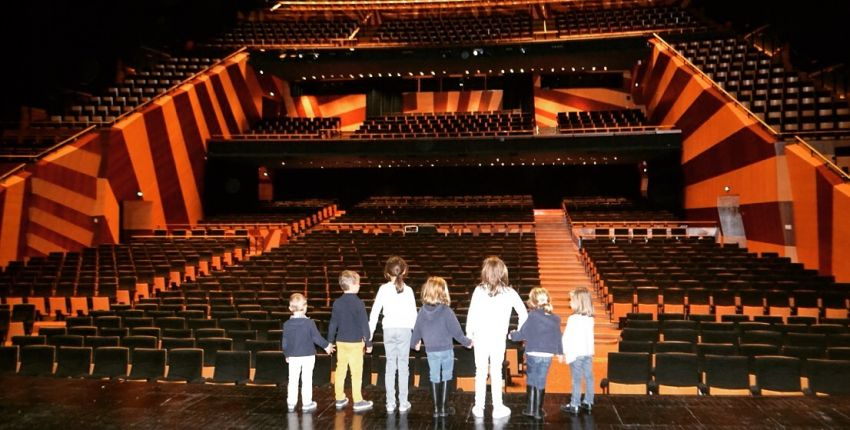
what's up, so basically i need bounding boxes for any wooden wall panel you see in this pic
[533,88,635,127]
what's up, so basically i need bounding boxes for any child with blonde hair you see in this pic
[328,270,374,412]
[368,256,417,413]
[560,287,595,415]
[282,293,334,413]
[411,276,473,418]
[466,256,528,419]
[509,287,563,420]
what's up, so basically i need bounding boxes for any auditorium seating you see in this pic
[557,109,649,132]
[352,111,534,139]
[373,15,531,45]
[247,117,341,138]
[207,20,357,48]
[564,197,679,223]
[334,195,534,223]
[581,237,844,324]
[52,56,220,127]
[672,37,850,135]
[555,5,707,38]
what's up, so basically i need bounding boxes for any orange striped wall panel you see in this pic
[402,90,503,114]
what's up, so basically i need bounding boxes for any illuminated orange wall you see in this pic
[786,145,850,281]
[635,39,787,256]
[0,52,262,266]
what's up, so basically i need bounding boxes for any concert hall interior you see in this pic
[1,0,850,428]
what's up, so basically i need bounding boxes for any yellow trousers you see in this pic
[334,341,365,402]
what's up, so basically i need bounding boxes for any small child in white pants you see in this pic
[282,293,334,412]
[466,256,528,419]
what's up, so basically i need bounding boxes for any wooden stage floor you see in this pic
[2,377,850,429]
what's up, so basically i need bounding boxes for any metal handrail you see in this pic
[0,163,26,182]
[789,136,850,182]
[650,33,780,137]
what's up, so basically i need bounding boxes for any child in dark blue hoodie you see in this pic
[282,293,334,413]
[411,276,473,418]
[509,287,563,421]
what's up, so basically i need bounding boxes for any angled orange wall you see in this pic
[636,40,785,255]
[0,52,264,264]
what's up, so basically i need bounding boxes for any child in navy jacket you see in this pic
[411,276,473,418]
[282,293,334,413]
[509,287,563,420]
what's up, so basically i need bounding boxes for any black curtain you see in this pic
[367,88,402,118]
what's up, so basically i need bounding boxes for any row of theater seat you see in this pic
[353,111,534,138]
[209,20,357,47]
[556,6,707,37]
[602,351,850,395]
[0,342,489,389]
[557,109,649,131]
[373,15,531,44]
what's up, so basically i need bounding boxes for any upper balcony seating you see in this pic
[672,37,850,135]
[558,109,648,132]
[207,20,357,47]
[556,5,707,37]
[373,14,531,45]
[247,117,341,138]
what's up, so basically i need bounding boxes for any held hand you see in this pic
[325,344,335,354]
[558,355,566,364]
[414,341,421,351]
[466,340,474,349]
[365,346,373,354]
[285,357,289,363]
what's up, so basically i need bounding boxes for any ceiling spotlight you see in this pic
[136,191,144,197]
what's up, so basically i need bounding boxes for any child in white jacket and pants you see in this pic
[466,256,528,419]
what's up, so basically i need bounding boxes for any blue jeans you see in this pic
[426,349,454,383]
[569,355,594,407]
[525,355,552,389]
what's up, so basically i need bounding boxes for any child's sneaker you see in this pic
[335,398,349,409]
[386,402,396,413]
[560,404,580,415]
[492,404,512,419]
[580,403,592,414]
[302,402,317,412]
[398,401,412,413]
[287,404,297,413]
[471,405,485,418]
[353,400,373,412]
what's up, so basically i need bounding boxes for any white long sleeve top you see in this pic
[368,281,417,339]
[562,313,595,364]
[465,285,528,341]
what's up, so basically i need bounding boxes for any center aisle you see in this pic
[533,209,619,393]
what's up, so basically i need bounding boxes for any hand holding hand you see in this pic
[365,346,373,354]
[414,341,421,351]
[325,344,335,354]
[466,340,474,349]
[285,357,289,363]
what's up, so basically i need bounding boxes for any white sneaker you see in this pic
[386,403,396,413]
[471,405,485,418]
[492,404,512,419]
[398,401,412,413]
[302,402,317,412]
[287,404,297,413]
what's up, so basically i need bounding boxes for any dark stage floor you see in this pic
[2,377,850,429]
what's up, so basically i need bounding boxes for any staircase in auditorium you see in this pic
[533,210,619,346]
